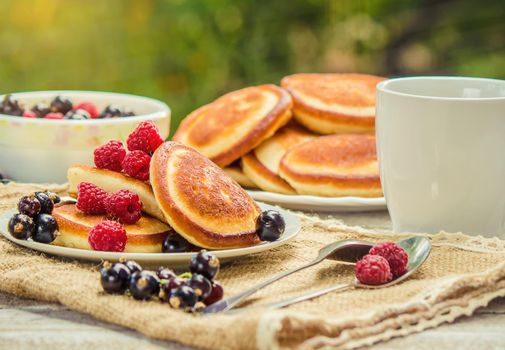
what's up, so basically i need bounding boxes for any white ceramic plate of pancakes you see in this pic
[173,77,388,212]
[0,202,300,266]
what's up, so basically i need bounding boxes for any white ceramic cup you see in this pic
[376,77,505,237]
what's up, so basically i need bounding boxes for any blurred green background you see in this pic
[1,0,504,134]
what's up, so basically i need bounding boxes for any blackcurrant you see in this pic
[169,286,198,310]
[46,191,61,204]
[101,265,124,294]
[8,213,35,240]
[18,195,41,217]
[33,214,58,243]
[162,234,189,253]
[203,281,224,306]
[124,260,142,274]
[50,96,73,114]
[31,103,50,118]
[256,210,285,242]
[1,95,24,116]
[34,192,54,214]
[129,271,160,300]
[64,109,90,120]
[189,250,220,280]
[187,274,212,301]
[100,105,122,118]
[159,276,185,301]
[157,267,177,280]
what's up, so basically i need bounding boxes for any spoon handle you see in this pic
[263,283,352,310]
[202,259,322,314]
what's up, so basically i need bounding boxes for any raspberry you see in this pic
[369,242,409,278]
[76,182,108,215]
[88,220,127,252]
[94,140,126,172]
[122,150,151,181]
[127,121,164,153]
[104,189,143,224]
[22,111,37,118]
[356,254,392,285]
[74,102,99,118]
[45,112,64,120]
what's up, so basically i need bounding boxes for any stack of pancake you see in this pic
[57,142,262,252]
[173,74,385,198]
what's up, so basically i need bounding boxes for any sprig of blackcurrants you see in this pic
[8,191,61,243]
[100,250,224,313]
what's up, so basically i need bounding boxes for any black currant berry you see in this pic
[159,276,185,301]
[17,195,41,217]
[162,234,189,253]
[256,210,285,242]
[124,260,142,274]
[31,103,50,118]
[187,274,212,301]
[101,263,127,294]
[1,95,24,116]
[129,270,160,300]
[100,105,122,118]
[50,96,73,114]
[203,281,224,306]
[45,191,61,204]
[189,250,220,280]
[110,262,131,290]
[64,109,90,120]
[8,213,35,240]
[157,267,177,280]
[33,214,58,243]
[169,286,198,310]
[34,192,54,214]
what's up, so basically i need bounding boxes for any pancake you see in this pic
[52,204,172,253]
[150,141,261,249]
[281,73,385,134]
[242,123,314,194]
[278,134,383,197]
[67,165,166,223]
[222,163,257,188]
[172,84,293,167]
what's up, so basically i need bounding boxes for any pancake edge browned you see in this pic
[151,142,261,249]
[242,152,296,194]
[173,84,294,167]
[52,204,171,251]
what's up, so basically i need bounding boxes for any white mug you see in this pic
[376,77,505,237]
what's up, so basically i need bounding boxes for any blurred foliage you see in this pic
[0,0,504,134]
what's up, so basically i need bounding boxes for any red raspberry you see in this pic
[94,140,126,172]
[22,111,37,118]
[127,121,164,153]
[45,112,64,120]
[104,189,143,224]
[76,182,108,214]
[122,150,151,181]
[88,220,127,252]
[356,254,393,285]
[74,102,99,118]
[369,242,409,278]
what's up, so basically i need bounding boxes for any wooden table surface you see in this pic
[1,210,504,349]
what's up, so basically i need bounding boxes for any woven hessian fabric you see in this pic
[1,182,505,350]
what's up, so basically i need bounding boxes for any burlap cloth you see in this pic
[1,183,505,349]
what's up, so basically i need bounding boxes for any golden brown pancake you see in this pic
[52,204,172,253]
[150,141,261,249]
[242,123,314,194]
[172,84,293,167]
[222,163,257,188]
[279,134,383,197]
[67,165,166,223]
[281,73,385,134]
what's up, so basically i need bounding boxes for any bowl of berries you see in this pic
[0,90,170,183]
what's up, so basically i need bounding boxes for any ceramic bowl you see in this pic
[0,91,170,183]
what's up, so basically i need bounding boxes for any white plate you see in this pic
[247,190,386,212]
[0,202,300,267]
